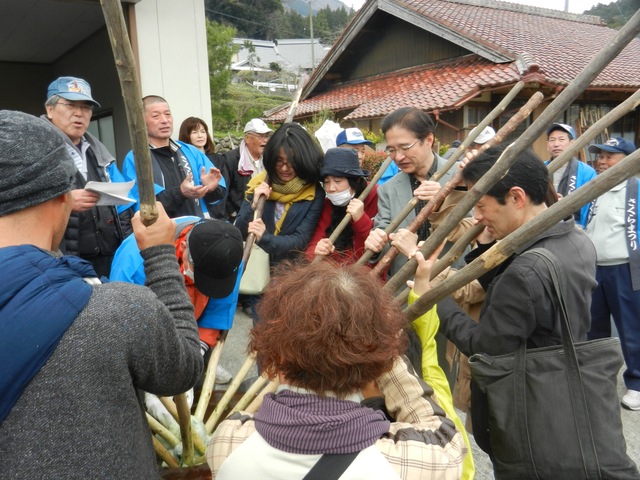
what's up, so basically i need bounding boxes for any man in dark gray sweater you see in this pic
[0,110,203,478]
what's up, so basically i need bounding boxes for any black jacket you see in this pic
[60,136,132,277]
[437,219,597,455]
[209,147,253,221]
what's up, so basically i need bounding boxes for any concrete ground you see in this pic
[217,309,640,478]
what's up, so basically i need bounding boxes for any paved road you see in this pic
[218,309,640,478]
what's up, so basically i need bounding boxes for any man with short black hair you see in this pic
[545,122,596,228]
[122,95,226,219]
[425,145,598,458]
[44,76,133,277]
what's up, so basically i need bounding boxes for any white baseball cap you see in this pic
[244,118,273,134]
[474,126,496,145]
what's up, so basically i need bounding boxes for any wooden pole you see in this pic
[404,147,640,320]
[174,393,194,466]
[312,156,394,263]
[151,435,180,468]
[194,332,227,421]
[393,222,485,304]
[548,88,640,175]
[158,396,179,422]
[228,374,270,415]
[246,380,279,413]
[241,203,268,266]
[432,81,525,182]
[100,0,157,225]
[146,412,180,448]
[355,83,526,267]
[384,9,640,293]
[373,92,544,278]
[205,353,257,434]
[240,75,307,267]
[392,90,640,302]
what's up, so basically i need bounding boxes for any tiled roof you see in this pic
[266,0,640,121]
[398,0,640,87]
[268,55,520,121]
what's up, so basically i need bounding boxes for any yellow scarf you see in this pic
[246,171,317,235]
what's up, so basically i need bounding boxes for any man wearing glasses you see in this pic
[365,107,458,277]
[43,76,132,277]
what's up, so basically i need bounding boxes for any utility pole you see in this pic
[564,0,569,12]
[308,0,315,69]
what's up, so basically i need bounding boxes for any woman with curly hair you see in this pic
[206,260,466,479]
[306,147,378,264]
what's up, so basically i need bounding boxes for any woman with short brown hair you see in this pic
[207,260,466,479]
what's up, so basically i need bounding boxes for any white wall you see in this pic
[133,0,212,134]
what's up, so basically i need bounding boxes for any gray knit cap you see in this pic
[0,110,76,217]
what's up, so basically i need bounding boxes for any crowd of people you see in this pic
[0,74,638,479]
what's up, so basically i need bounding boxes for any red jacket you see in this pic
[306,186,378,264]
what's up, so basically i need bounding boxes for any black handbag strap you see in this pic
[518,248,601,479]
[302,451,360,480]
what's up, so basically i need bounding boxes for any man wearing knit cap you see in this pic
[545,122,596,228]
[44,76,133,277]
[0,111,203,478]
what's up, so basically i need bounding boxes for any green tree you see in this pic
[205,0,284,39]
[216,83,290,132]
[206,20,238,121]
[584,0,640,29]
[314,8,332,44]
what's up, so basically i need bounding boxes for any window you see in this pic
[463,104,491,127]
[87,114,116,157]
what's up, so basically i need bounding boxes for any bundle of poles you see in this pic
[100,0,640,468]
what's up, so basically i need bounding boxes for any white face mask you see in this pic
[326,189,354,207]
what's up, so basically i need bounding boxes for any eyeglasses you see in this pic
[56,101,93,113]
[385,139,420,157]
[275,158,292,169]
[247,132,271,139]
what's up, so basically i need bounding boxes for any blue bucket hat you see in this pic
[47,77,101,108]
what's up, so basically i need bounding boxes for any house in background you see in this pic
[265,0,640,160]
[0,0,211,164]
[231,38,329,93]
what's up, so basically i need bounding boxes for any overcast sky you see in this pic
[341,0,612,14]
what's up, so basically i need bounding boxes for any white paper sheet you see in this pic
[85,180,135,206]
